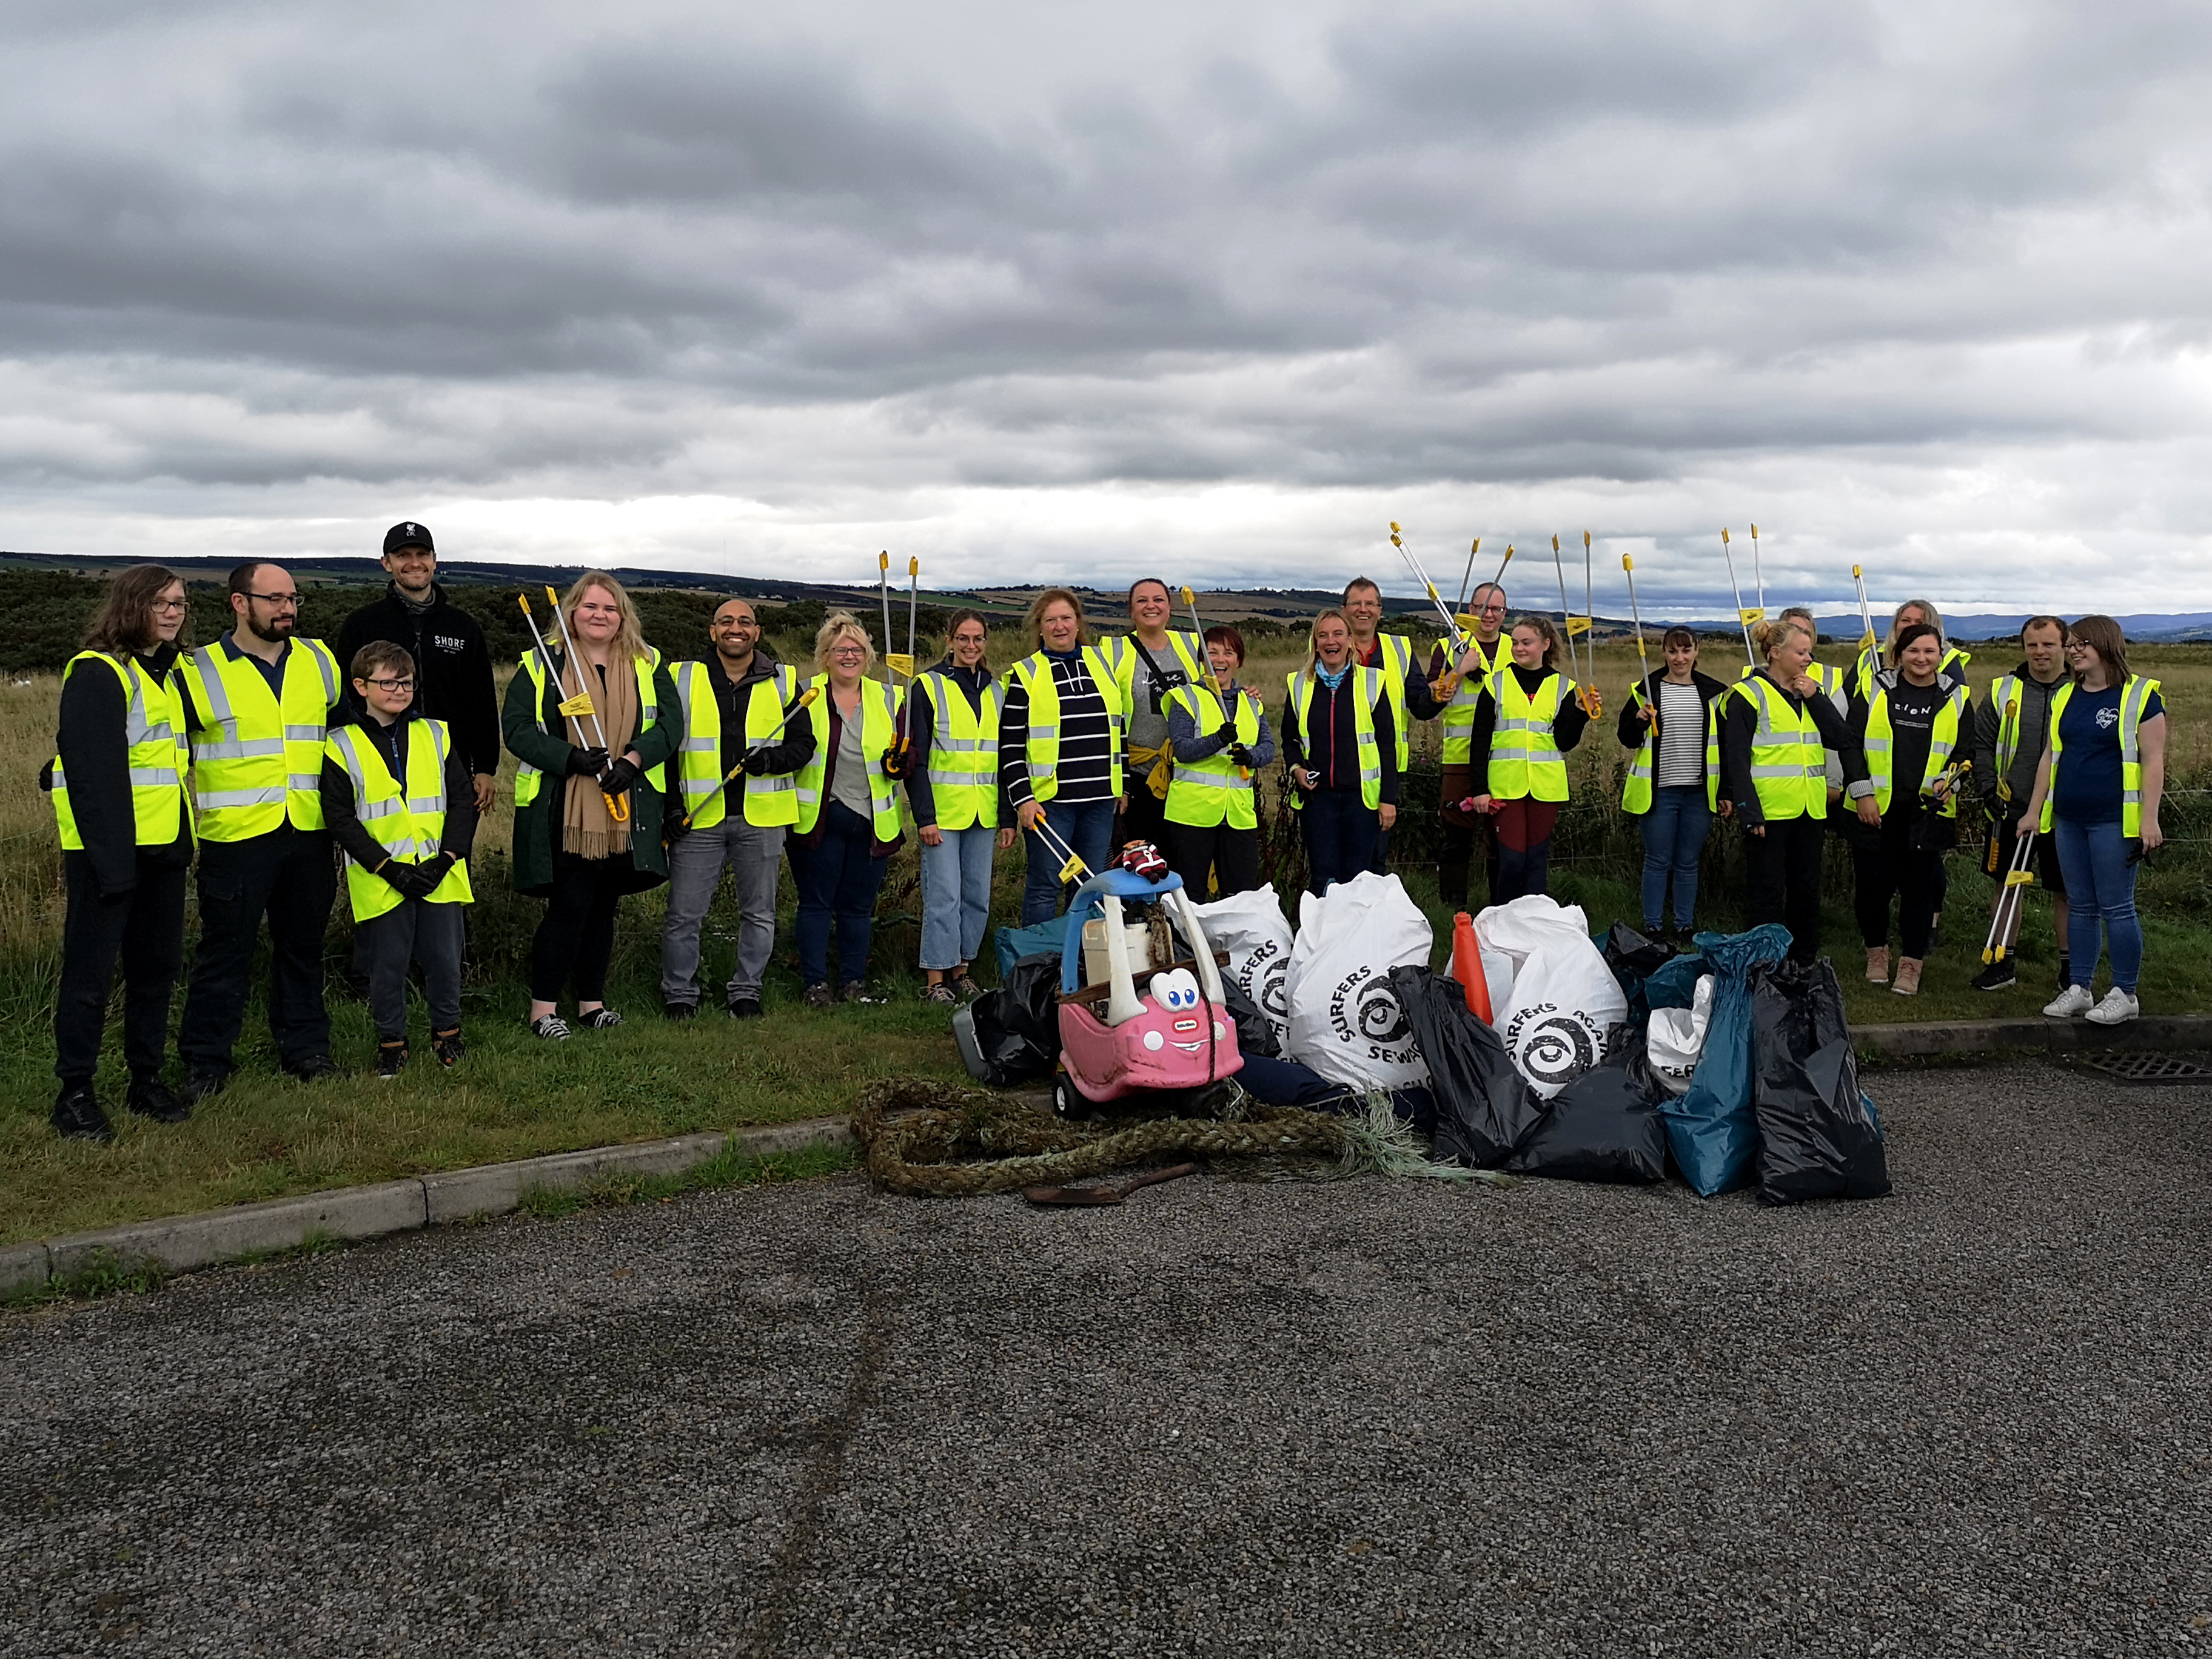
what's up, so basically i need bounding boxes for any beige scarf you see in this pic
[559,651,639,862]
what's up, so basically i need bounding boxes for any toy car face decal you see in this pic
[1150,968,1200,1012]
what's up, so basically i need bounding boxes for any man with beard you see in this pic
[336,522,500,813]
[175,561,345,1097]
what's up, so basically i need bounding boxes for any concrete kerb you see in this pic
[16,1116,856,1296]
[1856,1013,2212,1061]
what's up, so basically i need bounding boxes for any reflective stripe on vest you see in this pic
[182,638,338,839]
[1009,648,1122,806]
[1991,673,2026,781]
[1440,637,1503,765]
[794,675,906,839]
[1863,682,1972,816]
[1738,675,1827,822]
[1368,633,1416,772]
[1162,683,1259,831]
[1619,679,1721,815]
[1486,668,1571,803]
[1284,666,1382,811]
[326,719,475,923]
[917,669,1002,832]
[2040,675,2161,839]
[51,652,189,851]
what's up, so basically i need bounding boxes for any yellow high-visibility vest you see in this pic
[50,651,189,851]
[1862,682,1972,816]
[1735,674,1827,822]
[1284,666,1384,811]
[669,659,801,831]
[178,637,341,839]
[511,648,667,809]
[324,719,475,922]
[1162,682,1259,831]
[1486,667,1573,802]
[914,669,1002,831]
[1007,647,1124,805]
[1619,677,1720,815]
[794,674,905,840]
[2041,675,2162,839]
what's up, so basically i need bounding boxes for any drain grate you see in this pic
[2066,1051,2212,1085]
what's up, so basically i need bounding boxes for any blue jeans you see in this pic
[920,826,997,970]
[1021,796,1117,925]
[1302,790,1378,896]
[2051,817,2143,992]
[790,802,892,988]
[1639,785,1713,930]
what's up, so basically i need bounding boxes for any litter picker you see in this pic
[883,555,919,681]
[877,551,894,671]
[1982,826,2038,965]
[1750,522,1766,617]
[1027,806,1094,886]
[1720,528,1758,669]
[1387,522,1469,656]
[1550,534,1594,705]
[1852,563,1882,689]
[532,586,629,823]
[1621,551,1652,694]
[678,686,820,830]
[1180,584,1248,779]
[1453,537,1482,617]
[1574,531,1599,716]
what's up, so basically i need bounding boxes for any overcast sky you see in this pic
[5,0,2212,615]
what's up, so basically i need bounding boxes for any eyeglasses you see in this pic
[2064,640,2090,651]
[246,591,303,609]
[1478,602,1507,615]
[150,598,188,614]
[830,646,868,660]
[363,677,416,692]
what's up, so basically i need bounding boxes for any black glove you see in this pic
[599,757,640,795]
[1227,743,1255,768]
[740,747,776,776]
[565,745,609,777]
[881,745,907,780]
[386,861,437,900]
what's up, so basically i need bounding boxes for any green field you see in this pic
[5,617,2208,1244]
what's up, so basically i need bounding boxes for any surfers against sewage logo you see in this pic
[1501,1000,1602,1088]
[1325,963,1418,1067]
[1243,936,1289,1028]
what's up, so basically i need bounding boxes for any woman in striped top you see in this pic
[998,588,1124,924]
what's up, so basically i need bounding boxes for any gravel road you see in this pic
[3,1059,2208,1657]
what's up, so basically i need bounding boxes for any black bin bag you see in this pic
[1748,958,1891,1204]
[1387,966,1546,1167]
[957,957,1062,1087]
[1506,1065,1669,1184]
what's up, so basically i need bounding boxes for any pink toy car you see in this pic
[1053,868,1243,1116]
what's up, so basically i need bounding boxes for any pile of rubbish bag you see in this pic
[956,876,1888,1205]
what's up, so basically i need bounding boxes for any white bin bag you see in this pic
[1190,884,1296,1047]
[1473,896,1628,1099]
[1283,871,1435,1092]
[1647,974,1716,1097]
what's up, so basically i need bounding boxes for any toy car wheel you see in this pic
[1051,1075,1090,1121]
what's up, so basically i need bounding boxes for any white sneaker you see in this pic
[2085,988,2140,1025]
[2043,985,2093,1019]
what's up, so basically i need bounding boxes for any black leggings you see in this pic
[1854,808,1943,958]
[1161,820,1261,900]
[531,856,628,1004]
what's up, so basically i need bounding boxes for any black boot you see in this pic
[126,1072,190,1124]
[52,1082,113,1142]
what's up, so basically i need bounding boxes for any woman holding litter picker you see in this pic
[504,572,681,1039]
[999,589,1124,924]
[1617,625,1728,942]
[1717,614,1858,965]
[1841,622,1973,996]
[1162,623,1276,899]
[1282,609,1396,894]
[1108,578,1209,851]
[1464,615,1597,903]
[789,612,907,1008]
[2017,615,2165,1025]
[908,609,1015,1005]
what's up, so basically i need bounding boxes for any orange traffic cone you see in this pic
[1450,911,1493,1024]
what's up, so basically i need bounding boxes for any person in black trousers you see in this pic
[45,565,195,1141]
[1281,609,1399,894]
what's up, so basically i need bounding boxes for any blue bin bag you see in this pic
[1656,923,1793,1196]
[1643,950,1708,1013]
[993,914,1073,980]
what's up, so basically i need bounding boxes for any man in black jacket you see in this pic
[335,522,500,813]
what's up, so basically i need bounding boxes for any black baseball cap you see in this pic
[383,521,435,557]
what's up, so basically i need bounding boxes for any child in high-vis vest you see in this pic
[321,642,478,1078]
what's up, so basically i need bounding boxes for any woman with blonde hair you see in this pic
[788,611,907,1007]
[1464,614,1597,902]
[503,571,681,1038]
[998,587,1123,923]
[907,609,1014,1003]
[1718,613,1858,964]
[1281,608,1397,894]
[2017,614,2167,1025]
